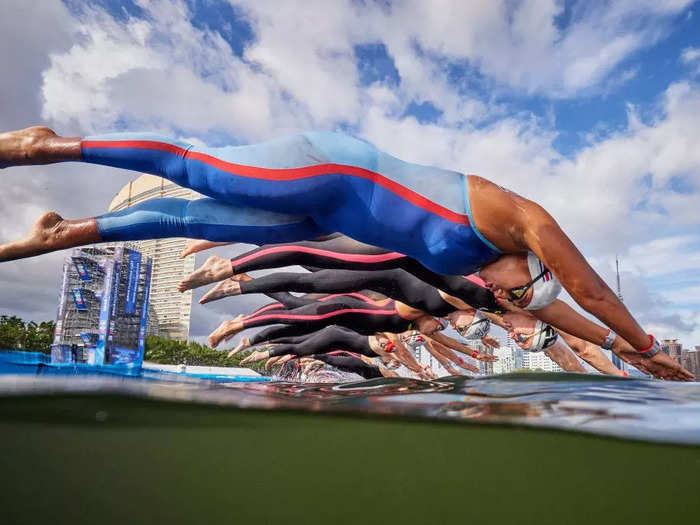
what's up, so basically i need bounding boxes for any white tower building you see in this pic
[108,175,200,341]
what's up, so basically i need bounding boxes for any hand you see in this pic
[475,353,498,362]
[613,342,694,381]
[508,327,533,350]
[481,335,500,349]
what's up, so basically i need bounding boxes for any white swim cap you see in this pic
[458,310,491,339]
[530,321,559,352]
[523,253,562,310]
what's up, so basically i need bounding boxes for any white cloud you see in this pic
[681,46,700,76]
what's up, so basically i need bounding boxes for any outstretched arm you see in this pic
[554,329,624,376]
[532,299,689,379]
[516,201,691,380]
[429,332,495,362]
[423,337,480,374]
[542,342,586,373]
[383,333,431,376]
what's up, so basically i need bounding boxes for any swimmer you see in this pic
[240,326,436,379]
[178,237,672,378]
[180,234,501,312]
[198,269,500,352]
[499,309,626,376]
[304,354,399,380]
[401,331,482,375]
[0,127,690,380]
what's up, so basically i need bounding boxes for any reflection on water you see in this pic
[3,371,700,446]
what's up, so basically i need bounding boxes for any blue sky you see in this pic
[1,0,699,349]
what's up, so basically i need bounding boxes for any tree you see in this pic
[0,316,54,353]
[144,336,268,374]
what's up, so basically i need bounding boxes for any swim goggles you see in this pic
[515,322,558,352]
[456,316,490,339]
[507,268,549,302]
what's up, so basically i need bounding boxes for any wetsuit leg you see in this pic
[314,355,382,379]
[239,269,456,316]
[229,236,501,312]
[241,297,409,335]
[267,326,374,358]
[230,235,408,274]
[95,197,326,243]
[249,325,314,345]
[81,131,500,274]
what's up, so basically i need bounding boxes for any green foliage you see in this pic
[143,335,268,374]
[0,315,55,353]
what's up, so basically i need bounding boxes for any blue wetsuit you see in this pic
[85,131,501,274]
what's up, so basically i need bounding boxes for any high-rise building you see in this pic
[522,350,562,372]
[660,339,683,364]
[492,346,515,375]
[108,175,200,341]
[681,349,699,380]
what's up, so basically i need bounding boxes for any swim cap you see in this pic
[457,310,491,340]
[523,253,562,310]
[528,321,558,352]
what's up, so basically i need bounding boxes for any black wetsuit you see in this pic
[239,268,457,317]
[229,234,501,312]
[240,295,417,339]
[314,354,383,379]
[266,326,375,358]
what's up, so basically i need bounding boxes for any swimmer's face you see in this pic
[479,254,533,308]
[501,311,536,332]
[416,316,443,334]
[446,310,476,330]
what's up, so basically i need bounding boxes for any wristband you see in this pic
[637,335,660,357]
[602,330,616,350]
[471,350,478,358]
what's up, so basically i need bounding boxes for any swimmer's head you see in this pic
[478,253,561,310]
[415,316,445,335]
[503,311,558,352]
[446,310,491,339]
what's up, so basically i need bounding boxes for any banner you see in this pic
[137,257,153,365]
[71,288,87,310]
[125,250,142,314]
[79,332,98,348]
[93,258,115,366]
[72,258,92,281]
[106,246,124,362]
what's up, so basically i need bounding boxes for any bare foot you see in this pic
[181,240,234,258]
[227,336,251,358]
[241,349,270,365]
[208,314,245,348]
[0,126,79,168]
[199,273,252,304]
[178,255,233,292]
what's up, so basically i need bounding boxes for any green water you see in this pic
[1,394,699,525]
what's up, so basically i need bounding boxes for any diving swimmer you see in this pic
[0,126,691,380]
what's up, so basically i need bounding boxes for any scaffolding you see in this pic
[51,245,153,366]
